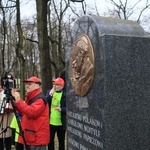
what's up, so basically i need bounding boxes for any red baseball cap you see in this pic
[52,78,64,87]
[23,76,41,84]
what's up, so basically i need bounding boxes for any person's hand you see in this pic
[49,86,55,96]
[11,89,21,102]
[55,106,61,112]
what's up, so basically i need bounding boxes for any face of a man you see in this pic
[53,84,63,91]
[25,82,40,93]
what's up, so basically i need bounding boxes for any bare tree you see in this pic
[15,0,25,98]
[22,19,39,77]
[0,0,7,74]
[106,0,150,23]
[47,0,70,77]
[36,0,52,93]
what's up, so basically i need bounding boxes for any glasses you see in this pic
[54,84,62,86]
[25,82,34,86]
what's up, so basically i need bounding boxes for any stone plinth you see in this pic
[66,15,150,150]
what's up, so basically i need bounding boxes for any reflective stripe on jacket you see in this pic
[16,88,50,145]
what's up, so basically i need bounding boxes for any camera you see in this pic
[1,72,16,94]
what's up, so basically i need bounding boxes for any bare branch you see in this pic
[137,0,150,23]
[25,38,38,44]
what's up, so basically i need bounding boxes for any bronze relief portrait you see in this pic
[69,34,95,96]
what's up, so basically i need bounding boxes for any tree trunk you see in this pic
[36,0,52,93]
[0,2,6,74]
[16,0,25,98]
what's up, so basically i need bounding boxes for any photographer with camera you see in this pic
[12,76,50,150]
[0,83,14,150]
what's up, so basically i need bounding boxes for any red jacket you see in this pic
[16,88,50,146]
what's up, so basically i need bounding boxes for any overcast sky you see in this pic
[20,0,149,32]
[20,0,36,18]
[20,0,106,17]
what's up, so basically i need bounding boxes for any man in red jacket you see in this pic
[12,76,50,150]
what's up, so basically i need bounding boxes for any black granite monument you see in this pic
[66,15,150,150]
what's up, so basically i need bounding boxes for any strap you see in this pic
[28,92,47,105]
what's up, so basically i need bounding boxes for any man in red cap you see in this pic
[12,76,50,150]
[46,77,66,150]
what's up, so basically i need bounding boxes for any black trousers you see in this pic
[15,142,24,150]
[0,137,11,150]
[48,125,66,150]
